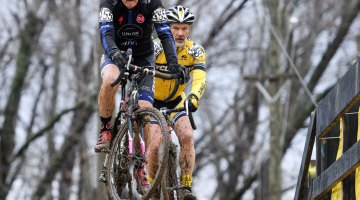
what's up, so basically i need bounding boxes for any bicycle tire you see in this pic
[106,122,131,200]
[161,143,179,200]
[106,107,169,200]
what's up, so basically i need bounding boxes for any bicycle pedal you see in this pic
[99,174,107,183]
[101,148,111,153]
[94,148,110,153]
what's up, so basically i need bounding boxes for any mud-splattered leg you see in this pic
[174,116,195,187]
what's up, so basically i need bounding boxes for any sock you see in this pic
[100,116,112,131]
[181,174,193,188]
[147,175,154,183]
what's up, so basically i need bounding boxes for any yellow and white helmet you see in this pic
[166,5,195,24]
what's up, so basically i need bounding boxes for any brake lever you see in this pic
[126,49,132,70]
[160,107,167,115]
[185,99,189,116]
[178,70,185,85]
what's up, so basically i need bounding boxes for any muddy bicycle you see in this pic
[145,68,197,200]
[158,104,197,200]
[98,50,179,200]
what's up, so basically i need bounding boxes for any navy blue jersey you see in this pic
[99,0,177,66]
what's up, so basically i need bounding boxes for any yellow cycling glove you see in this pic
[186,93,199,112]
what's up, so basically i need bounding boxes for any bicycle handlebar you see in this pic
[110,48,187,103]
[159,100,197,130]
[110,64,183,87]
[110,48,185,84]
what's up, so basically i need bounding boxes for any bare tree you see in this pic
[0,1,52,198]
[175,0,360,199]
[0,0,99,199]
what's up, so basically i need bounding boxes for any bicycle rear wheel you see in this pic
[106,107,169,199]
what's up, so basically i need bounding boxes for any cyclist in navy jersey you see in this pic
[95,0,180,188]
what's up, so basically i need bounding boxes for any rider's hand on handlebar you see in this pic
[169,64,188,84]
[110,49,128,69]
[168,63,181,74]
[185,93,199,112]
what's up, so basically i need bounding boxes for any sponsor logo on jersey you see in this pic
[155,64,169,72]
[136,14,145,23]
[198,83,206,96]
[152,8,168,23]
[120,40,138,46]
[99,8,113,22]
[154,43,162,57]
[180,55,188,60]
[158,26,170,32]
[118,24,143,39]
[139,85,153,92]
[189,45,205,59]
[118,16,123,24]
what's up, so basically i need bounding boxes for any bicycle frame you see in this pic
[122,74,146,158]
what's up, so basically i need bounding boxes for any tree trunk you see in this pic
[264,1,284,199]
[32,103,94,199]
[0,11,44,199]
[59,149,76,200]
[79,140,95,200]
[268,101,283,200]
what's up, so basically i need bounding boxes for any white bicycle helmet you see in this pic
[166,5,195,24]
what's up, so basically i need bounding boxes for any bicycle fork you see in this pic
[128,130,146,157]
[99,130,146,184]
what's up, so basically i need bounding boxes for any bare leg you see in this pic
[174,116,195,187]
[133,100,153,158]
[98,64,120,117]
[138,100,163,181]
[144,124,163,181]
[94,64,121,152]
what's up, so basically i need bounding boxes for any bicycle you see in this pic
[158,105,197,200]
[98,49,179,200]
[142,68,197,200]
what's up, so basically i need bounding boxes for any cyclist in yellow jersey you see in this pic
[152,5,206,200]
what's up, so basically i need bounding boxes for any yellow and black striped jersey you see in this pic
[154,38,206,101]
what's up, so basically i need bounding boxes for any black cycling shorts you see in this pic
[153,94,187,124]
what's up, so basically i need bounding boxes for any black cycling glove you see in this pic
[109,50,128,68]
[168,63,181,74]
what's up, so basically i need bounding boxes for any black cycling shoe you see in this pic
[180,187,196,200]
[148,188,160,200]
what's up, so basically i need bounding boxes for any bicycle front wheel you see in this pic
[106,107,169,200]
[106,122,131,200]
[161,142,179,200]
